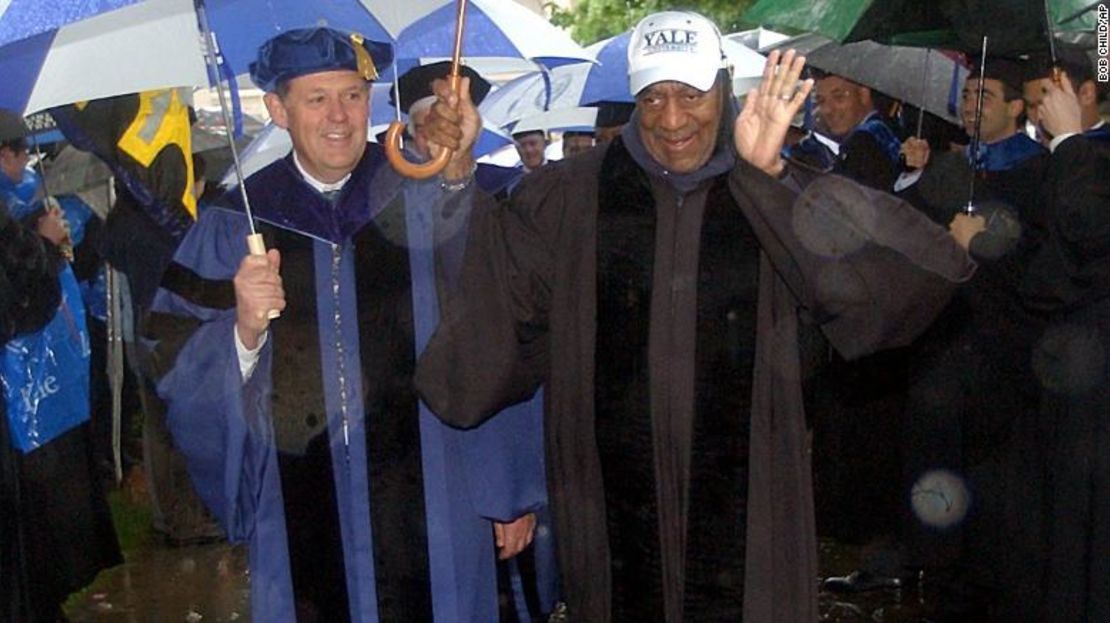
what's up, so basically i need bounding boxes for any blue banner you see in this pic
[3,264,90,453]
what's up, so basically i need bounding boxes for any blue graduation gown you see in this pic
[148,145,550,622]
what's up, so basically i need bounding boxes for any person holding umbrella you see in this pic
[0,108,122,623]
[1009,46,1110,623]
[1023,45,1109,146]
[787,71,904,191]
[794,72,913,594]
[145,27,549,623]
[391,61,523,200]
[892,58,1053,621]
[416,10,975,622]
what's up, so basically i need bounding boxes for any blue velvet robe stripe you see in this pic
[969,132,1046,172]
[150,145,552,622]
[853,111,903,165]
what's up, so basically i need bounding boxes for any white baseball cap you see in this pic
[627,11,727,96]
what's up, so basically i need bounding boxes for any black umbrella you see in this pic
[764,34,967,125]
[745,0,1099,57]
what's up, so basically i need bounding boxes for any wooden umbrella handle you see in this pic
[383,0,468,179]
[384,72,462,179]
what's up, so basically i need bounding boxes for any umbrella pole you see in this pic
[964,36,989,216]
[916,49,931,138]
[29,135,51,198]
[194,0,278,320]
[390,59,406,151]
[107,263,124,484]
[1044,0,1062,84]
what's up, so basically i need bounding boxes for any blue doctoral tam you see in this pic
[250,27,393,92]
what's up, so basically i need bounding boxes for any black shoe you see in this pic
[822,569,912,593]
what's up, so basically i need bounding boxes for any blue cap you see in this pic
[249,27,393,92]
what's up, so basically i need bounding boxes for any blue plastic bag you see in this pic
[2,264,91,453]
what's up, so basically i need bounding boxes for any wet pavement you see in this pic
[65,534,934,622]
[66,542,250,623]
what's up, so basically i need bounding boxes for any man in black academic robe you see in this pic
[417,11,975,623]
[899,58,1051,619]
[994,52,1110,623]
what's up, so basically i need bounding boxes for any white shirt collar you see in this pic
[292,151,351,194]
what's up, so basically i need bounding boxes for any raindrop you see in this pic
[1033,323,1104,395]
[910,468,970,529]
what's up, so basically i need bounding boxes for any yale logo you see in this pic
[641,29,698,54]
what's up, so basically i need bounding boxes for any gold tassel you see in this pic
[349,33,378,81]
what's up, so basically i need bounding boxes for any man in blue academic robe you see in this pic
[144,27,551,622]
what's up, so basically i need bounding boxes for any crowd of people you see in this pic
[1,7,1107,623]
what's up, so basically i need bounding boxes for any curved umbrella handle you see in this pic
[383,0,468,179]
[383,74,462,179]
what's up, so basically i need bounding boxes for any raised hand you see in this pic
[426,76,482,181]
[1038,72,1084,140]
[735,49,813,177]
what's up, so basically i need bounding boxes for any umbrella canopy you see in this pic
[508,106,597,135]
[0,0,392,116]
[225,116,511,188]
[766,34,967,124]
[359,0,589,67]
[0,0,141,46]
[479,32,766,129]
[0,0,207,115]
[744,0,1098,56]
[726,27,790,51]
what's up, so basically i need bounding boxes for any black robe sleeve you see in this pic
[834,131,899,192]
[416,172,564,428]
[1022,135,1110,313]
[728,160,977,360]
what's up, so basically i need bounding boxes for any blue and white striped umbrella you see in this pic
[360,0,589,68]
[224,117,511,187]
[0,0,392,116]
[480,31,767,130]
[0,0,206,115]
[0,0,143,47]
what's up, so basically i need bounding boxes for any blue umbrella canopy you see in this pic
[0,0,393,116]
[0,0,142,47]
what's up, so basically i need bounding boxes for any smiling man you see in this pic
[144,27,550,623]
[417,10,975,623]
[781,71,904,194]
